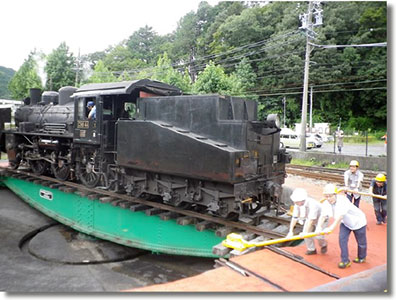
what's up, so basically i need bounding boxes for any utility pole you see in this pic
[283,96,286,128]
[309,86,313,133]
[299,1,323,151]
[75,48,81,87]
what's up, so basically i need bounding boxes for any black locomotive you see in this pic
[0,79,290,220]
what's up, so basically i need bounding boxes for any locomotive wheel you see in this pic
[51,160,70,181]
[30,160,49,175]
[8,153,21,170]
[77,162,101,188]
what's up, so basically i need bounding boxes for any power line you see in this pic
[309,42,387,49]
[245,78,387,94]
[254,86,387,97]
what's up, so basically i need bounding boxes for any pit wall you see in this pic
[288,151,387,172]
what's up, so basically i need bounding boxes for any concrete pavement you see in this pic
[0,188,214,292]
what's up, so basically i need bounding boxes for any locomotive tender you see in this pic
[0,79,291,220]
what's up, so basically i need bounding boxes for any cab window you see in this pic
[77,97,96,120]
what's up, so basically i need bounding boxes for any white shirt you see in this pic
[321,195,367,230]
[292,197,322,221]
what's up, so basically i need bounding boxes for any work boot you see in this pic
[305,249,317,255]
[320,245,328,254]
[376,221,382,225]
[353,257,366,263]
[338,261,351,269]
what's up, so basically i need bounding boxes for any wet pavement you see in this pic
[0,188,214,292]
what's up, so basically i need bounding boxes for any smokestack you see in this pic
[29,88,42,105]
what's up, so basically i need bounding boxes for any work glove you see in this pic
[322,227,332,234]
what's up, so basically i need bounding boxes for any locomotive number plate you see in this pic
[77,121,89,128]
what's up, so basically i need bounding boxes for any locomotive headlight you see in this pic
[267,114,281,129]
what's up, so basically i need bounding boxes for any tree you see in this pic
[8,51,42,100]
[0,66,15,99]
[151,53,192,93]
[87,60,117,83]
[103,43,148,73]
[193,61,233,94]
[44,42,76,91]
[230,58,257,99]
[126,26,164,65]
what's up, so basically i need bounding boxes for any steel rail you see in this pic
[1,167,288,239]
[286,165,375,189]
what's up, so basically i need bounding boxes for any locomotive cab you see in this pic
[74,94,136,149]
[74,96,101,145]
[71,80,182,187]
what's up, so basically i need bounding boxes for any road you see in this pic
[290,142,386,157]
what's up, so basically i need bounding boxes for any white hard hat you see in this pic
[290,188,308,202]
[323,184,337,195]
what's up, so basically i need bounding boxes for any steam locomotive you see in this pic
[0,79,290,220]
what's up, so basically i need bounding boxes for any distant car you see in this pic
[280,128,315,149]
[318,134,334,142]
[314,134,323,141]
[306,133,323,148]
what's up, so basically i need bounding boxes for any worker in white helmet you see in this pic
[286,188,328,255]
[344,160,364,207]
[317,183,367,269]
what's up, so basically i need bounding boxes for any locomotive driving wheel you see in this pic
[51,159,70,181]
[30,160,49,175]
[77,160,101,188]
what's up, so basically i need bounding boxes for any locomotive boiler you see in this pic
[0,79,291,220]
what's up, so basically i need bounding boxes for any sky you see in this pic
[0,0,219,71]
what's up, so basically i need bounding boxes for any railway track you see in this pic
[0,167,297,246]
[286,164,385,189]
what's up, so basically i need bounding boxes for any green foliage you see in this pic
[75,1,386,131]
[193,61,233,94]
[87,60,117,83]
[0,66,15,99]
[103,44,148,72]
[126,26,165,65]
[230,58,258,100]
[44,42,76,91]
[8,52,42,100]
[151,53,192,93]
[348,116,373,131]
[291,158,350,169]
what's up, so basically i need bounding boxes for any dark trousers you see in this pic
[339,223,367,262]
[373,198,387,223]
[346,193,361,208]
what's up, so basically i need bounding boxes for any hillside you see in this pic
[0,66,15,99]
